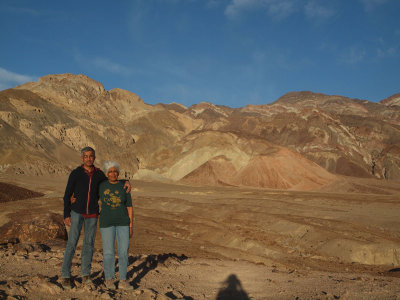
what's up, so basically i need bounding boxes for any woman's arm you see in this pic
[127,206,133,237]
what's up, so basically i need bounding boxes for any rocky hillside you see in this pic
[0,74,399,190]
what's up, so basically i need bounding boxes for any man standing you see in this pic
[61,146,130,288]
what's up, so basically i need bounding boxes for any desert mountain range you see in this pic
[1,73,399,191]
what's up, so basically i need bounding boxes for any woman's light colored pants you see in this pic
[100,226,130,280]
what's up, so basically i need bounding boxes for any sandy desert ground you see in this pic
[0,174,400,299]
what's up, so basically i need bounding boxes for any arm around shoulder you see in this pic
[121,179,132,193]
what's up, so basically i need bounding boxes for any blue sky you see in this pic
[0,0,399,107]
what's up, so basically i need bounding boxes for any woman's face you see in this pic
[107,166,119,182]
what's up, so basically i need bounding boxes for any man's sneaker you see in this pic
[82,275,92,285]
[105,279,115,290]
[61,277,72,290]
[118,280,133,290]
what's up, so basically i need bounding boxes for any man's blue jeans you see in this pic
[61,210,98,278]
[100,226,130,280]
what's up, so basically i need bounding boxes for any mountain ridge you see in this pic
[1,73,399,191]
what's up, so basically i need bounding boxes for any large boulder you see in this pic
[0,213,67,243]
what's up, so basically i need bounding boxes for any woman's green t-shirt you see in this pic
[99,181,132,228]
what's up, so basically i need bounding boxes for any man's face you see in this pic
[81,150,95,168]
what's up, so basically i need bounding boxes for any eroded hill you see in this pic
[1,73,399,190]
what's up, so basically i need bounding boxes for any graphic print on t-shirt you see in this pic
[103,188,122,208]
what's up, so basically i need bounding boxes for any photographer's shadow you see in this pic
[216,274,250,300]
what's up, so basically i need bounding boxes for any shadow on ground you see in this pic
[216,274,250,300]
[127,253,188,288]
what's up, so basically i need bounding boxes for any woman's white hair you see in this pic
[103,161,120,174]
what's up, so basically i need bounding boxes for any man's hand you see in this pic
[129,224,133,237]
[64,217,71,227]
[124,180,132,193]
[70,194,76,204]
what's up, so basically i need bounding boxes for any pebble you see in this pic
[136,288,158,300]
[156,295,171,300]
[38,281,63,294]
[100,292,114,299]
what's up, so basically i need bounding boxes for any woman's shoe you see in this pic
[105,279,115,290]
[61,277,72,290]
[118,280,133,290]
[82,275,92,285]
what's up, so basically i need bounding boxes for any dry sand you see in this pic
[0,174,400,299]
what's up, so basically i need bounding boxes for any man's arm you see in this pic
[123,180,131,193]
[64,217,71,226]
[63,171,76,225]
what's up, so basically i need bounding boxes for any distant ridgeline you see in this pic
[0,74,399,190]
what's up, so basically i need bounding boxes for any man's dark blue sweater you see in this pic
[63,165,106,219]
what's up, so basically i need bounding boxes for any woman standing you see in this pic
[99,161,134,290]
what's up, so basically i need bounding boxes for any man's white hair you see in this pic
[103,161,120,174]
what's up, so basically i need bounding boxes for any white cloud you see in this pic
[1,5,42,16]
[224,0,336,21]
[377,47,397,58]
[375,36,398,58]
[225,0,297,19]
[92,57,131,75]
[74,51,131,76]
[0,67,36,91]
[206,0,223,9]
[340,46,366,64]
[304,0,335,19]
[268,1,296,18]
[359,0,388,11]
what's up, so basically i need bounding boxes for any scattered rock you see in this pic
[136,288,158,300]
[13,242,51,255]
